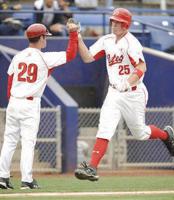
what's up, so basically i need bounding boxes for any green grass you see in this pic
[4,176,173,192]
[1,195,174,200]
[0,175,174,200]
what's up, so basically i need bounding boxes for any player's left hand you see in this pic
[66,18,81,32]
[116,79,131,92]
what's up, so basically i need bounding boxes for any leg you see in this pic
[126,116,174,155]
[75,88,122,181]
[19,100,40,183]
[0,106,20,189]
[20,115,40,189]
[121,89,173,155]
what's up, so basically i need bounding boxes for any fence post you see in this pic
[61,105,78,173]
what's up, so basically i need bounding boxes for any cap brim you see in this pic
[110,16,127,24]
[45,32,52,36]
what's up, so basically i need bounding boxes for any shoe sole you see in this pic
[21,186,40,190]
[21,186,31,190]
[74,169,99,181]
[165,126,174,136]
[164,126,174,156]
[0,182,7,189]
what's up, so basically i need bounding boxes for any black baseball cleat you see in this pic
[74,161,99,181]
[163,126,174,156]
[21,179,40,189]
[0,177,14,189]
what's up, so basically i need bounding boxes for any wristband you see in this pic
[133,68,144,78]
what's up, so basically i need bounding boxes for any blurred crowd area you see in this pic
[0,0,174,37]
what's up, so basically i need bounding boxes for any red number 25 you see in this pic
[119,65,130,75]
[18,62,38,83]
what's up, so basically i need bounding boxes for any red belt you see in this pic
[109,84,137,91]
[26,97,34,100]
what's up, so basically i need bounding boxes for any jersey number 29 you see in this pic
[18,62,38,83]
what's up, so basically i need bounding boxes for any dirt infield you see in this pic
[1,191,174,198]
[26,168,174,178]
[99,168,174,177]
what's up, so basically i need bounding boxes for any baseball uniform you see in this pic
[0,29,78,184]
[74,8,174,182]
[89,32,150,140]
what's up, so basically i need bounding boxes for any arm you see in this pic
[66,31,78,62]
[78,34,95,63]
[127,60,146,87]
[116,61,146,92]
[66,19,80,62]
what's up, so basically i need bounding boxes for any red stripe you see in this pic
[128,54,145,68]
[48,68,54,76]
[94,50,105,60]
[128,54,137,67]
[7,74,14,99]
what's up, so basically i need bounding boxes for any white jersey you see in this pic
[8,47,66,98]
[89,32,145,85]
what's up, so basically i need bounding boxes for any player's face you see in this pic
[111,21,127,37]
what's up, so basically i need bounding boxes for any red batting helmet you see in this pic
[26,23,52,39]
[110,8,132,28]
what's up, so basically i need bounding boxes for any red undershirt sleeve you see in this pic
[66,31,78,62]
[93,50,105,61]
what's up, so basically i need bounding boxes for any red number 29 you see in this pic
[18,62,38,83]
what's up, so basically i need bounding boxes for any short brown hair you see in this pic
[28,35,41,43]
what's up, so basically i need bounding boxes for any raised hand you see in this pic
[66,18,81,32]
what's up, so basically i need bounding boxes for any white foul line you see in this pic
[1,191,174,197]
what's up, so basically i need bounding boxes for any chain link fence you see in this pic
[1,107,174,172]
[78,107,174,170]
[0,108,62,172]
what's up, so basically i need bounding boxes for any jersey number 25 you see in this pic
[18,62,38,83]
[118,65,130,75]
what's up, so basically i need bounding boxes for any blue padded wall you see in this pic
[0,37,174,108]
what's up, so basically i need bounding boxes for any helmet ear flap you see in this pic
[121,22,129,29]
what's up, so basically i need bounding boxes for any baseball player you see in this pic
[0,20,79,189]
[74,8,174,181]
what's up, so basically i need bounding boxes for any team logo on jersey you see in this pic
[107,54,124,66]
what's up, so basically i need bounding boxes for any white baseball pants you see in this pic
[96,84,151,140]
[0,96,40,182]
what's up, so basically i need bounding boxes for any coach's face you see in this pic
[111,21,127,37]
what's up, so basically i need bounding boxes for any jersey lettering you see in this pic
[107,54,124,66]
[18,62,38,83]
[118,65,130,75]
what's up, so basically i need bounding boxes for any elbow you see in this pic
[82,55,95,63]
[137,61,147,73]
[143,64,147,73]
[83,59,92,63]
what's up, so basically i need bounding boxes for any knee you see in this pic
[131,126,151,140]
